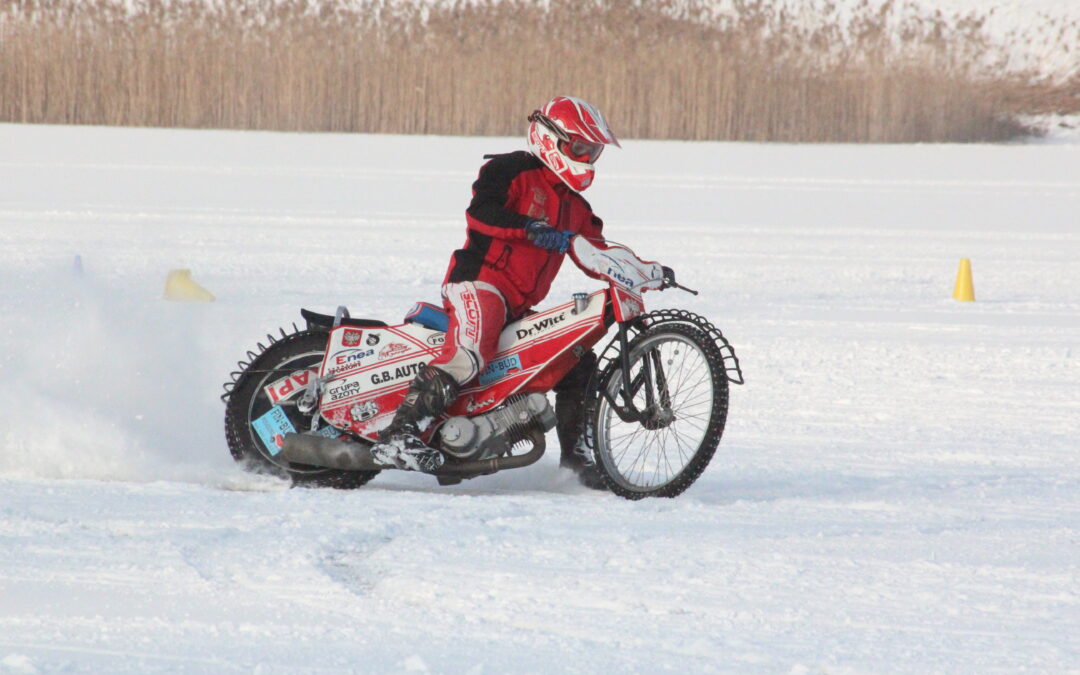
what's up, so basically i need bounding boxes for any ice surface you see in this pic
[0,123,1078,672]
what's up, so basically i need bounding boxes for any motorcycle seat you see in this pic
[405,302,449,332]
[300,308,387,329]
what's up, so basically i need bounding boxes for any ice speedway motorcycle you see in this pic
[222,235,744,500]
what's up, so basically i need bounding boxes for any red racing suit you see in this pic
[444,151,604,316]
[428,151,604,385]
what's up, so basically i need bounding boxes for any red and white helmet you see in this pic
[527,96,620,192]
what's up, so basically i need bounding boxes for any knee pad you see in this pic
[435,347,483,386]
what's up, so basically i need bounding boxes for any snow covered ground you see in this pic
[1,123,1079,672]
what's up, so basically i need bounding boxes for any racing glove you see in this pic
[525,218,572,253]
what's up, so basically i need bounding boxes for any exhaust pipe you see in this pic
[278,429,546,476]
[434,429,545,476]
[279,432,383,471]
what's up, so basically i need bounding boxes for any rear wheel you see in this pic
[223,329,379,489]
[589,323,729,499]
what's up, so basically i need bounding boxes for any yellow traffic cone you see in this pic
[164,269,215,302]
[952,258,975,302]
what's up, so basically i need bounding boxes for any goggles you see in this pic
[560,137,605,164]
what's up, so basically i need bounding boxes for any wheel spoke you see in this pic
[669,422,692,468]
[613,428,647,464]
[671,367,709,404]
[659,429,677,481]
[625,438,651,484]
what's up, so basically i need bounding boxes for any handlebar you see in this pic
[666,280,700,296]
[660,266,699,295]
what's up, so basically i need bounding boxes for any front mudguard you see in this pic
[594,309,744,388]
[635,309,743,384]
[578,309,743,456]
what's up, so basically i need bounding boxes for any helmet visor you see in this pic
[562,137,605,164]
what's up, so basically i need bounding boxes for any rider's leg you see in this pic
[371,364,459,472]
[553,350,607,490]
[371,282,506,472]
[427,281,507,384]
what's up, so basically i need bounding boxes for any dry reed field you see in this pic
[0,0,1076,142]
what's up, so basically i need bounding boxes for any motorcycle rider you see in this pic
[370,95,619,488]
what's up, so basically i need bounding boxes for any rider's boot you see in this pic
[370,365,459,473]
[555,351,608,491]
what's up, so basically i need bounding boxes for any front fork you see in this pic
[605,322,672,426]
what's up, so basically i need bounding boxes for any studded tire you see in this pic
[223,329,380,489]
[588,323,729,499]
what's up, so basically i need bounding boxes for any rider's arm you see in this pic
[584,214,605,241]
[573,192,605,241]
[465,157,531,239]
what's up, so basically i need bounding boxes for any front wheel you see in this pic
[588,323,729,499]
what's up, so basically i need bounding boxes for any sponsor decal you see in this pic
[460,288,481,342]
[600,253,626,274]
[326,379,363,402]
[478,354,522,385]
[426,333,446,347]
[528,187,547,219]
[342,329,364,347]
[263,369,313,404]
[350,400,379,423]
[252,405,296,456]
[366,333,381,346]
[378,342,410,360]
[370,361,424,385]
[465,397,496,413]
[328,348,375,374]
[606,267,635,289]
[515,312,568,341]
[617,291,643,319]
[315,425,342,439]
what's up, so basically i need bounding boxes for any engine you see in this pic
[437,393,557,461]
